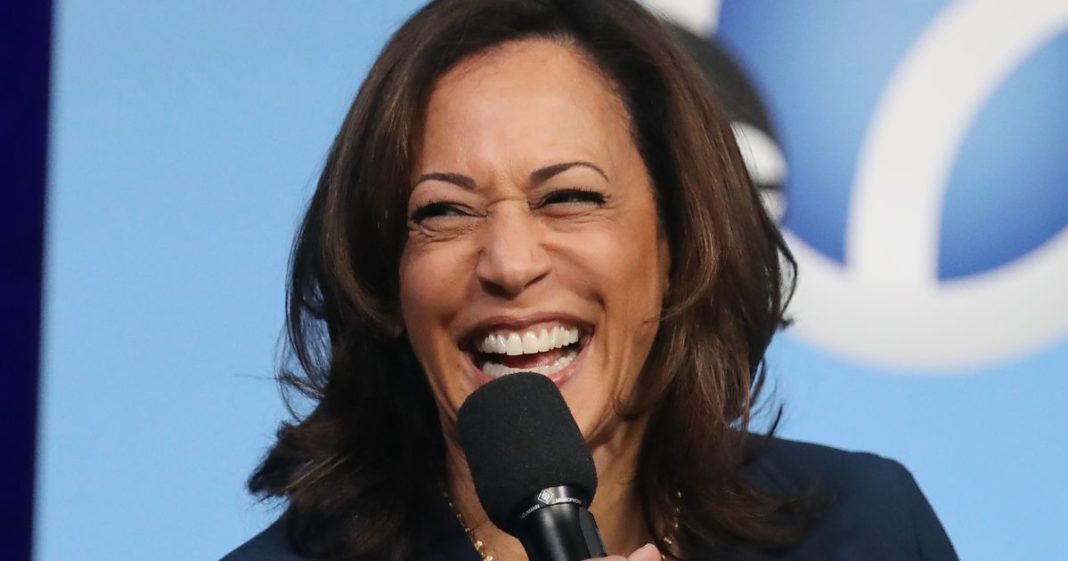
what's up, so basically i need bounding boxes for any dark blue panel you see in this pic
[0,1,53,560]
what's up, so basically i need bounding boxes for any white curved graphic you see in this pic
[732,122,788,187]
[789,1,1068,368]
[732,122,788,220]
[641,0,722,35]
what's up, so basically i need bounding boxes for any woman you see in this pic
[224,1,957,560]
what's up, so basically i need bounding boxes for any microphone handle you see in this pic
[512,486,607,561]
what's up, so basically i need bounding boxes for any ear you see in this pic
[383,305,406,339]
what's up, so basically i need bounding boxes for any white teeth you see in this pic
[505,333,523,356]
[475,325,582,356]
[478,334,500,354]
[481,348,579,379]
[522,332,540,354]
[537,330,551,352]
[474,324,584,379]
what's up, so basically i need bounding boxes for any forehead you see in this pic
[415,38,634,174]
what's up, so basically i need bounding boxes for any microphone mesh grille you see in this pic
[457,373,597,529]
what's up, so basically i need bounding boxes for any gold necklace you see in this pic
[440,483,681,561]
[441,482,495,561]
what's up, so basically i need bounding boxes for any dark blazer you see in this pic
[221,438,958,561]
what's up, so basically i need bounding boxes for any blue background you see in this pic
[716,2,1068,559]
[34,2,1067,560]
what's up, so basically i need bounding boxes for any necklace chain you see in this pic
[441,483,495,561]
[440,482,681,561]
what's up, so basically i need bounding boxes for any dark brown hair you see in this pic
[250,0,806,559]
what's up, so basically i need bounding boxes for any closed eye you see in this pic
[537,189,606,208]
[410,201,470,223]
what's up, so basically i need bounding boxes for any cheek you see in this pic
[399,247,476,414]
[399,258,433,333]
[399,247,468,352]
[565,218,666,310]
[558,220,666,374]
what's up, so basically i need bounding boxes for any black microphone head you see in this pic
[457,372,597,530]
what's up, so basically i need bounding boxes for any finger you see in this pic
[586,543,663,561]
[628,543,661,561]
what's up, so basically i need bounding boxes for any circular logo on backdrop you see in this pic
[676,2,1068,369]
[666,22,788,221]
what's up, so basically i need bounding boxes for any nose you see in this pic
[475,207,551,298]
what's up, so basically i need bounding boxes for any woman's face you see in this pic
[399,38,670,444]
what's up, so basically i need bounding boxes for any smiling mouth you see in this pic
[465,324,590,379]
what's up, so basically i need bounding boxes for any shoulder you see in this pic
[219,520,311,561]
[745,436,916,500]
[741,437,958,561]
[218,502,464,561]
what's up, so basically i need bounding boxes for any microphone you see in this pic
[457,372,607,561]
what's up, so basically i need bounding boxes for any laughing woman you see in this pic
[223,1,957,560]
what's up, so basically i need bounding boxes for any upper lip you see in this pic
[459,312,593,351]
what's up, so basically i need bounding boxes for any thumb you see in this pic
[629,543,661,561]
[586,543,662,561]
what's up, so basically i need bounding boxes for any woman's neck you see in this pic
[443,416,652,559]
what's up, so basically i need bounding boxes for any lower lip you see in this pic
[464,338,590,388]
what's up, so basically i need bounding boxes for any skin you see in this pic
[399,38,670,559]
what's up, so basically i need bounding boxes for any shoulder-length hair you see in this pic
[250,0,805,559]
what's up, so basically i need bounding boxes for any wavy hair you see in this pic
[249,1,807,559]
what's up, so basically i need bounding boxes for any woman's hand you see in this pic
[588,543,661,561]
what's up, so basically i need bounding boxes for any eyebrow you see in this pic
[530,161,610,184]
[412,171,476,190]
[412,160,609,191]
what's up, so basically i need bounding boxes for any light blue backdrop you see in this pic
[38,2,1067,561]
